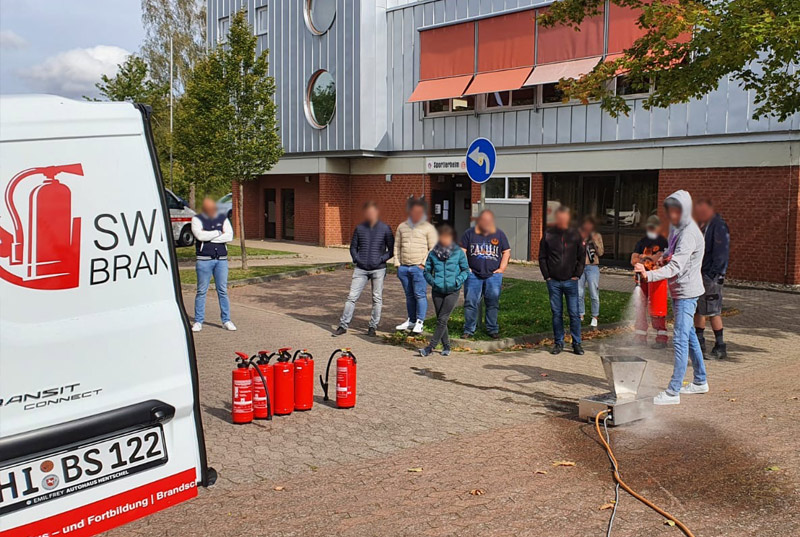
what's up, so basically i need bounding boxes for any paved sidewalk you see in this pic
[108,271,800,537]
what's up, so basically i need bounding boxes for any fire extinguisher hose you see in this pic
[320,349,339,401]
[594,411,695,537]
[249,358,272,421]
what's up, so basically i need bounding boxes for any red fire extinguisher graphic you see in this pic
[321,349,357,409]
[272,348,295,416]
[251,351,274,420]
[0,164,83,290]
[292,349,314,411]
[232,352,254,424]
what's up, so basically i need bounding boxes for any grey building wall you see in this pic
[208,0,799,158]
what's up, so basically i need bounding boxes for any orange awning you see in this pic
[524,57,601,86]
[408,75,474,103]
[463,67,533,96]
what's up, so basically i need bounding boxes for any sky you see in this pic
[0,0,145,99]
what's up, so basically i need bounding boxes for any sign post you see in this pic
[465,137,497,215]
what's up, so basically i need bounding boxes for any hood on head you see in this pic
[664,190,693,228]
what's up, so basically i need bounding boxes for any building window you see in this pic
[510,87,536,107]
[426,99,449,115]
[486,91,509,108]
[485,176,531,202]
[424,97,474,117]
[452,95,475,112]
[217,17,230,43]
[615,75,652,97]
[256,7,268,35]
[305,70,336,128]
[304,0,336,35]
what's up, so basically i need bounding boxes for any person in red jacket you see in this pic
[631,215,669,348]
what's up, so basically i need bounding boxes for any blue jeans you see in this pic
[397,265,427,321]
[194,259,230,324]
[668,297,707,394]
[463,272,503,335]
[547,279,581,345]
[578,265,600,318]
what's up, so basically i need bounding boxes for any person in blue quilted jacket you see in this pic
[419,224,470,357]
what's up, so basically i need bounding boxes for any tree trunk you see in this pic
[238,181,248,271]
[189,182,196,210]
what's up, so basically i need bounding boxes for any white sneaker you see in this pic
[590,317,598,328]
[396,319,412,331]
[412,319,425,334]
[191,322,202,332]
[653,391,680,405]
[680,382,709,394]
[223,321,237,331]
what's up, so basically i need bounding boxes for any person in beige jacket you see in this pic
[578,216,604,328]
[394,197,438,333]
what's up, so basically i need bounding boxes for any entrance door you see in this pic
[429,175,471,238]
[281,188,295,240]
[431,189,455,228]
[264,189,276,239]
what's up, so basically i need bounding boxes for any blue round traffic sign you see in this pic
[465,137,497,184]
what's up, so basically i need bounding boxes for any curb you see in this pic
[180,262,350,291]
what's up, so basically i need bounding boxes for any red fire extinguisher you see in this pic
[292,349,314,411]
[250,351,274,420]
[272,348,295,416]
[232,352,254,424]
[320,349,357,409]
[0,164,83,290]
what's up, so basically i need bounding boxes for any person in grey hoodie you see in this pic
[634,190,708,406]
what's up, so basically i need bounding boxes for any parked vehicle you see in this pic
[218,192,233,221]
[0,95,213,537]
[165,188,196,247]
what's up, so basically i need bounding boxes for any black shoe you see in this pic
[490,333,500,340]
[651,341,667,350]
[573,343,585,355]
[550,343,564,355]
[461,333,472,340]
[366,327,377,337]
[333,326,347,336]
[711,343,727,359]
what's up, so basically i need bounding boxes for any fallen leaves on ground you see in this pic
[599,502,616,510]
[534,470,548,475]
[765,466,781,472]
[665,520,676,527]
[728,398,738,402]
[273,486,285,491]
[552,460,577,467]
[540,373,548,377]
[469,489,485,496]
[407,467,423,473]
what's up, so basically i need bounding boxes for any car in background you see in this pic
[166,188,196,246]
[218,192,233,221]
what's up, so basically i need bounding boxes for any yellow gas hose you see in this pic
[595,410,696,537]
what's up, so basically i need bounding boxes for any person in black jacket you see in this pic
[334,202,395,337]
[539,206,586,355]
[693,199,730,358]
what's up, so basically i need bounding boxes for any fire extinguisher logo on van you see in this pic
[0,164,83,290]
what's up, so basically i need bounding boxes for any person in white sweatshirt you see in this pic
[191,197,236,332]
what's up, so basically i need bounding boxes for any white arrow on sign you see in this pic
[468,147,490,175]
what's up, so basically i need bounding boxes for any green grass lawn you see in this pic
[180,264,327,285]
[422,278,631,341]
[175,244,294,260]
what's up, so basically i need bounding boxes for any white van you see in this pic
[0,96,213,537]
[165,188,196,247]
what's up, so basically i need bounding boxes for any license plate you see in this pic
[0,426,168,515]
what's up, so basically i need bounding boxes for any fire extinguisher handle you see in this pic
[321,349,339,401]
[248,360,272,421]
[234,351,249,361]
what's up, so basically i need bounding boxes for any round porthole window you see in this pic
[304,0,336,35]
[305,70,336,128]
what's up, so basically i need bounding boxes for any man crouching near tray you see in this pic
[634,190,708,406]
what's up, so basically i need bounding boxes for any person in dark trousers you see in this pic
[693,199,730,358]
[334,201,394,337]
[539,206,586,355]
[459,210,511,340]
[419,225,470,357]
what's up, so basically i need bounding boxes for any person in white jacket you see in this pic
[191,198,236,332]
[635,190,707,405]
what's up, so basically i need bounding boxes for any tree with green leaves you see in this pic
[177,10,283,270]
[544,0,800,121]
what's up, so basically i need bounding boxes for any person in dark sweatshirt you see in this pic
[693,199,730,359]
[335,201,394,337]
[539,206,586,355]
[419,224,470,357]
